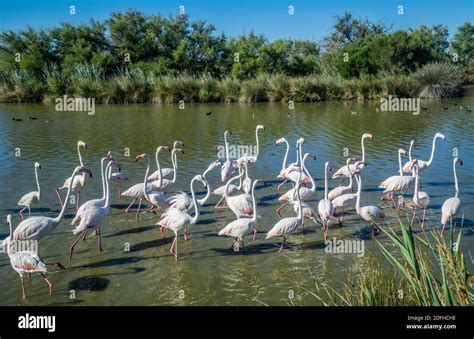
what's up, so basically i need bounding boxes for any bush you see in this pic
[412,62,464,98]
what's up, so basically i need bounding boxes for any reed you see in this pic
[412,62,464,98]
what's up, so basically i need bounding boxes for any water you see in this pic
[0,94,473,306]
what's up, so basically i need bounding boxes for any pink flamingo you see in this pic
[402,133,445,173]
[276,137,310,190]
[156,174,204,260]
[318,162,335,241]
[441,157,463,234]
[224,168,254,218]
[355,174,385,238]
[17,162,41,219]
[213,165,243,208]
[411,161,430,229]
[379,149,415,202]
[328,157,356,200]
[221,130,235,181]
[147,140,183,181]
[55,140,88,210]
[149,148,184,193]
[332,133,372,181]
[235,125,265,164]
[218,179,261,251]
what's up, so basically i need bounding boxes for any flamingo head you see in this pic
[158,146,171,153]
[77,140,88,149]
[173,140,184,149]
[77,166,93,178]
[106,151,114,162]
[173,148,184,155]
[346,157,356,165]
[275,137,286,146]
[112,161,122,172]
[225,130,232,136]
[296,137,305,145]
[257,125,265,131]
[277,169,286,178]
[398,148,406,156]
[304,153,316,161]
[436,132,446,141]
[34,161,41,170]
[362,133,373,140]
[455,157,463,166]
[325,162,333,172]
[208,160,223,171]
[6,214,11,226]
[195,174,208,188]
[135,154,148,162]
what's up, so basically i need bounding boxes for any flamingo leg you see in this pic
[42,273,53,296]
[301,219,305,234]
[125,198,137,213]
[96,229,103,252]
[69,230,87,262]
[27,206,31,217]
[279,237,286,253]
[421,209,426,229]
[214,196,225,208]
[183,228,189,241]
[160,226,167,240]
[55,188,64,209]
[276,202,289,217]
[135,198,143,221]
[169,236,178,261]
[19,207,26,220]
[339,209,344,225]
[277,179,288,191]
[76,191,80,211]
[410,209,417,226]
[253,228,257,241]
[20,275,26,299]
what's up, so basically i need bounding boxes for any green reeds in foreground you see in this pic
[299,217,473,306]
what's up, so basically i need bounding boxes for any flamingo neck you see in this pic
[54,168,79,223]
[78,144,86,180]
[296,142,302,166]
[250,181,258,223]
[414,167,419,201]
[408,141,414,162]
[224,170,243,199]
[302,156,315,191]
[324,164,329,199]
[142,157,151,200]
[347,162,353,188]
[155,148,163,187]
[282,139,289,170]
[426,135,439,166]
[356,176,362,214]
[190,177,200,224]
[254,128,260,160]
[35,165,41,199]
[453,160,459,197]
[224,132,230,161]
[104,162,112,208]
[99,158,107,201]
[171,150,178,183]
[197,166,213,205]
[296,184,303,220]
[398,152,404,176]
[361,136,366,163]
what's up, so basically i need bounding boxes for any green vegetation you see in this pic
[0,11,472,103]
[296,217,473,306]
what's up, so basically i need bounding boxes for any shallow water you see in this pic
[0,94,473,306]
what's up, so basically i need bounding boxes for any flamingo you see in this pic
[379,149,415,202]
[121,146,171,216]
[213,165,244,208]
[55,140,88,210]
[328,157,357,201]
[411,161,430,229]
[156,174,205,260]
[277,138,310,190]
[221,130,235,181]
[318,162,335,241]
[276,153,316,217]
[69,160,118,261]
[402,133,445,173]
[235,125,265,164]
[441,157,463,234]
[355,174,385,238]
[150,148,184,192]
[332,133,372,180]
[17,162,42,219]
[331,160,361,225]
[6,215,62,299]
[265,177,303,252]
[218,179,261,251]
[168,160,222,240]
[147,140,183,181]
[241,156,252,194]
[224,167,254,219]
[107,151,128,196]
[11,166,92,242]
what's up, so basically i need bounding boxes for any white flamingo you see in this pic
[55,140,88,210]
[403,133,445,173]
[328,157,357,201]
[235,125,265,164]
[6,214,62,299]
[121,146,171,216]
[69,160,118,261]
[218,179,261,251]
[277,153,316,217]
[355,174,385,238]
[11,166,92,242]
[213,166,244,208]
[331,159,360,225]
[17,162,41,219]
[156,174,204,260]
[277,137,310,190]
[332,133,372,180]
[150,148,184,192]
[147,140,183,181]
[224,169,254,218]
[441,157,463,233]
[318,162,335,241]
[265,178,303,252]
[411,161,430,229]
[379,148,415,202]
[221,130,235,181]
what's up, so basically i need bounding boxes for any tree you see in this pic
[450,22,474,67]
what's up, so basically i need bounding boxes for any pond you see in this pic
[0,93,473,306]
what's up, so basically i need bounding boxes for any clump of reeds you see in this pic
[412,62,463,98]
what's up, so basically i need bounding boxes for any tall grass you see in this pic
[298,217,473,306]
[412,62,464,98]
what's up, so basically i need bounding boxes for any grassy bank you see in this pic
[0,62,465,104]
[295,217,473,306]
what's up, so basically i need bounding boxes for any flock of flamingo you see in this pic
[2,125,464,299]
